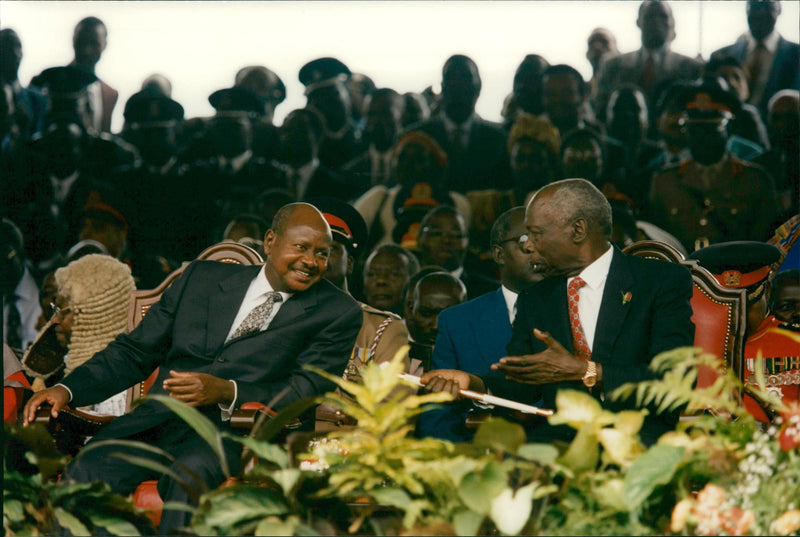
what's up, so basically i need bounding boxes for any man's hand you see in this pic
[162,371,234,407]
[23,385,70,426]
[419,369,486,398]
[492,329,590,385]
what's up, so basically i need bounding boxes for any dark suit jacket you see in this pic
[63,261,362,439]
[596,48,703,122]
[711,35,800,114]
[406,115,511,193]
[98,79,118,133]
[418,288,513,441]
[484,248,694,445]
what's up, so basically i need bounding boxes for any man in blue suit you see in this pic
[710,1,800,116]
[417,206,545,441]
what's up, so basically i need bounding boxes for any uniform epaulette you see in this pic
[360,302,402,320]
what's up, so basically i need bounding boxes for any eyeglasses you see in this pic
[498,234,530,250]
[49,302,73,319]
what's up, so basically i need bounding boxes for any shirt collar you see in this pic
[442,113,475,136]
[747,30,780,53]
[256,265,293,304]
[500,285,518,324]
[450,266,464,280]
[570,245,614,290]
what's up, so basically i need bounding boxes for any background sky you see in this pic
[4,1,799,131]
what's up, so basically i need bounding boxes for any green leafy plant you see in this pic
[3,423,155,536]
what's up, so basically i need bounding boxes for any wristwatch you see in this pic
[582,361,598,388]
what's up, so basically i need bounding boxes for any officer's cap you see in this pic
[689,241,782,302]
[678,82,739,124]
[235,66,286,105]
[31,66,97,98]
[299,57,351,96]
[123,89,184,127]
[208,86,266,117]
[309,197,367,257]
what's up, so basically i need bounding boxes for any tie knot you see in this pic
[569,277,586,291]
[265,291,282,304]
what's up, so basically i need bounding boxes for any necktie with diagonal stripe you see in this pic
[228,292,282,341]
[567,277,592,361]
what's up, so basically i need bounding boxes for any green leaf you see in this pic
[53,507,90,536]
[489,482,538,535]
[270,469,301,497]
[453,509,484,536]
[557,423,599,473]
[86,513,141,536]
[106,453,189,491]
[249,397,319,445]
[623,444,685,512]
[197,485,289,532]
[370,487,411,510]
[458,460,507,514]
[4,498,25,522]
[472,418,526,454]
[227,436,289,469]
[255,516,298,536]
[146,395,230,477]
[517,443,560,466]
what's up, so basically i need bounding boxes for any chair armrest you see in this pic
[230,402,302,431]
[33,405,117,456]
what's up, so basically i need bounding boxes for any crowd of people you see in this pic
[3,1,800,534]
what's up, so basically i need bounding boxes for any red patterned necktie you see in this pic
[567,277,592,360]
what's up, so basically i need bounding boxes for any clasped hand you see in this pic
[493,329,587,385]
[162,370,234,407]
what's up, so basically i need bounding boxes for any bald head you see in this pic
[263,203,332,293]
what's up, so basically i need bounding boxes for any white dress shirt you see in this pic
[500,285,518,325]
[4,267,42,351]
[567,246,614,352]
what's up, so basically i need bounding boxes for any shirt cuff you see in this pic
[55,383,74,402]
[218,380,237,421]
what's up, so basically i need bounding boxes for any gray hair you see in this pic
[539,178,612,237]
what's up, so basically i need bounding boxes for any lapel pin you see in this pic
[622,291,632,305]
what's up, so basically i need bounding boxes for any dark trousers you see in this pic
[65,419,241,535]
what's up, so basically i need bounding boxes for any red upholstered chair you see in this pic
[623,241,748,397]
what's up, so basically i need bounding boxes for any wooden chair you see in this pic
[622,240,748,390]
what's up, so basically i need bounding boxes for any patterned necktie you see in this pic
[5,295,23,350]
[747,42,769,104]
[567,277,591,360]
[229,292,282,341]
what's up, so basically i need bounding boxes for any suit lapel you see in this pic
[543,278,572,350]
[476,289,511,366]
[268,282,320,331]
[207,265,262,352]
[592,249,634,365]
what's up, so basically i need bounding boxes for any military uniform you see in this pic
[647,83,778,253]
[743,316,800,422]
[648,156,778,252]
[311,196,410,430]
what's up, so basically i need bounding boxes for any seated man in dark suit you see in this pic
[417,206,545,442]
[422,178,694,446]
[23,203,363,534]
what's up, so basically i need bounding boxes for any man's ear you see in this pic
[262,230,275,256]
[491,244,504,266]
[572,218,588,243]
[347,254,354,276]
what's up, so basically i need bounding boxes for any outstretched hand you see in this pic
[492,329,588,385]
[162,371,234,407]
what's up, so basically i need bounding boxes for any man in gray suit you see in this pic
[24,203,362,534]
[710,0,799,116]
[595,1,702,125]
